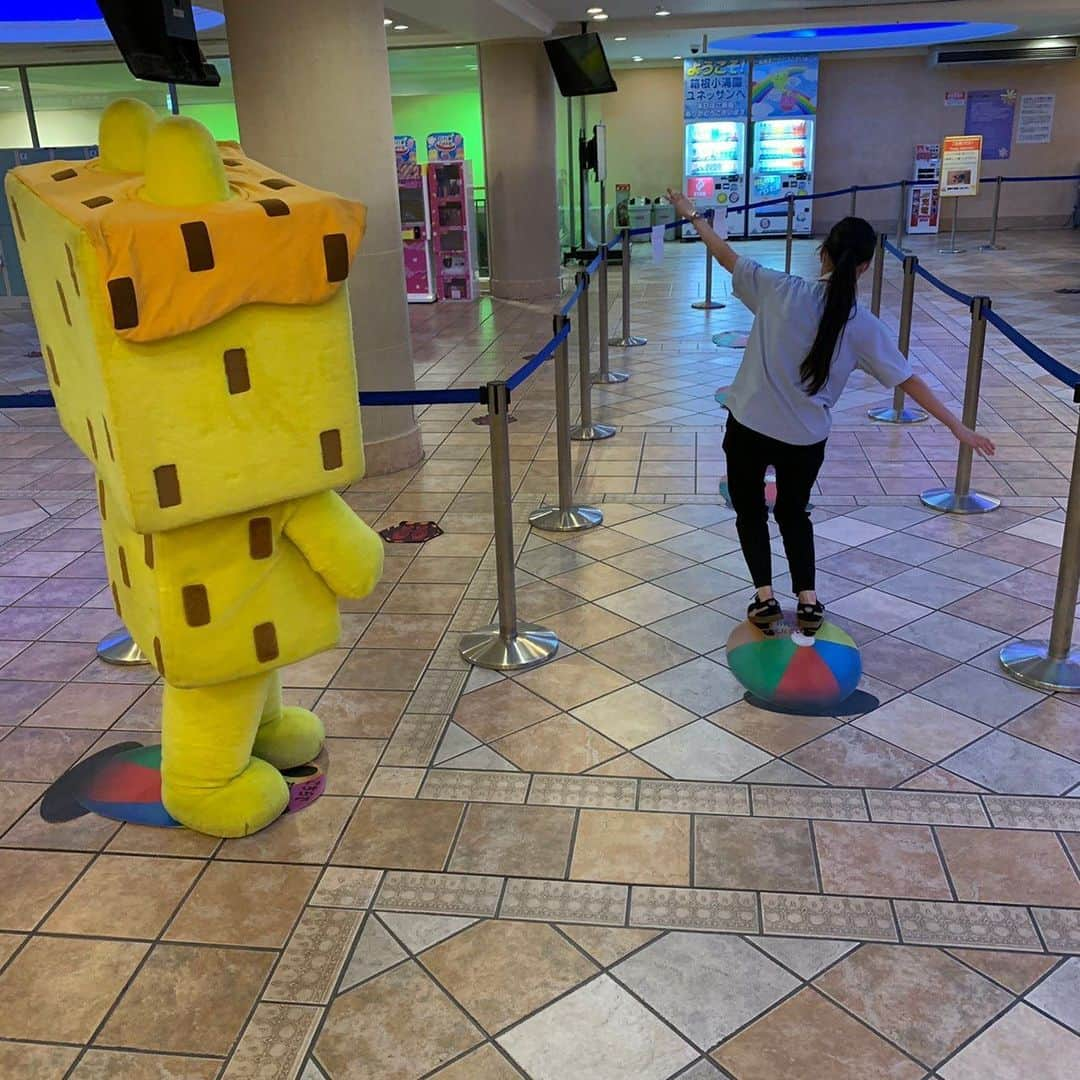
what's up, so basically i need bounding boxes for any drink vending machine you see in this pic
[907,143,941,235]
[684,121,748,236]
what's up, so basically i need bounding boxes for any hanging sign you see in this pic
[683,57,749,122]
[1017,94,1055,144]
[940,135,982,197]
[964,89,1017,160]
[750,55,819,119]
[427,132,465,162]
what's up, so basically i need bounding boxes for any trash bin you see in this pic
[628,198,652,243]
[652,197,678,241]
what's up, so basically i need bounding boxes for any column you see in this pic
[479,42,561,301]
[224,0,422,475]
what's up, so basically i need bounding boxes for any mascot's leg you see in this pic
[161,673,288,837]
[252,670,325,770]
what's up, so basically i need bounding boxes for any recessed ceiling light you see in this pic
[673,55,682,60]
[466,64,478,70]
[632,55,644,62]
[393,24,408,30]
[593,12,609,19]
[656,5,672,16]
[614,36,628,42]
[383,17,392,25]
[587,6,604,13]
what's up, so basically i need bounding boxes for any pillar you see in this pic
[223,0,422,475]
[479,43,561,301]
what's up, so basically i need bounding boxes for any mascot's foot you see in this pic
[163,757,288,838]
[253,706,325,771]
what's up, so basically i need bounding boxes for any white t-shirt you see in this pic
[724,257,913,445]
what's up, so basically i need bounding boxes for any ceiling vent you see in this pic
[933,41,1079,65]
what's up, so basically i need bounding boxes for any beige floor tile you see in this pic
[334,797,464,870]
[514,653,629,710]
[451,803,576,878]
[0,848,89,931]
[571,809,690,886]
[572,684,696,749]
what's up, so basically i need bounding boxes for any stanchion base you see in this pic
[691,300,726,311]
[592,370,630,384]
[979,243,1006,252]
[96,630,150,667]
[938,246,966,255]
[920,488,1001,515]
[610,336,647,348]
[459,622,560,672]
[529,505,603,533]
[571,423,616,442]
[999,641,1080,692]
[867,406,929,424]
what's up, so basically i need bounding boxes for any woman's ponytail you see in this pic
[800,217,877,396]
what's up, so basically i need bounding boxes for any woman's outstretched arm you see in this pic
[899,374,996,456]
[667,189,739,275]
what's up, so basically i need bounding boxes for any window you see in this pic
[176,58,239,142]
[0,68,31,147]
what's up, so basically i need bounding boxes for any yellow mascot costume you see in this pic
[7,99,384,837]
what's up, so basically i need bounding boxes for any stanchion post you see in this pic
[870,230,885,317]
[97,629,150,666]
[530,314,603,533]
[939,196,965,255]
[571,270,615,442]
[894,179,909,253]
[1000,404,1080,691]
[609,227,646,348]
[849,185,858,217]
[784,195,795,274]
[461,381,559,671]
[920,295,1000,514]
[692,210,725,312]
[868,254,928,424]
[981,176,1006,252]
[593,244,628,384]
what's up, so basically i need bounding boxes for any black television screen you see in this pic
[544,33,618,98]
[97,0,221,87]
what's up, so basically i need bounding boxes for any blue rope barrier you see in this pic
[856,180,906,194]
[559,279,587,317]
[359,387,484,406]
[586,250,604,276]
[507,321,571,392]
[985,309,1080,389]
[884,239,906,261]
[998,173,1080,184]
[914,263,974,307]
[0,390,54,409]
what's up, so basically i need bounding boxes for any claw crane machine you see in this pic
[748,55,819,237]
[683,57,750,237]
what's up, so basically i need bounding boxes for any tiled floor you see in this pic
[1,231,1080,1078]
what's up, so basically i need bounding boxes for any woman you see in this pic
[667,191,995,635]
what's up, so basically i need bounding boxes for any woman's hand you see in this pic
[953,423,996,457]
[666,188,696,221]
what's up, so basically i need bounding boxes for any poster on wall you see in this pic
[750,55,819,118]
[683,57,749,122]
[944,90,967,108]
[1017,94,1055,144]
[964,89,1017,159]
[940,135,983,196]
[394,136,419,180]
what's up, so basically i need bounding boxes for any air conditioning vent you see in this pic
[934,43,1079,65]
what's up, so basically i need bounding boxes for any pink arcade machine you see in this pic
[397,136,435,304]
[426,132,478,302]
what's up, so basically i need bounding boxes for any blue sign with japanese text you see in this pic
[684,58,749,122]
[965,89,1017,160]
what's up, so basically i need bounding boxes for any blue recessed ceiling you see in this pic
[0,2,225,43]
[711,22,1018,54]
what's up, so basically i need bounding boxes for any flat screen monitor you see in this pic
[97,0,221,87]
[544,33,618,98]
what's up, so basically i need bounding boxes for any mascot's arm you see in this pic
[283,491,384,599]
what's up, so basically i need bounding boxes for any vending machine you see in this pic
[427,155,478,302]
[907,143,941,235]
[683,57,750,236]
[748,55,819,237]
[396,136,435,304]
[684,121,748,235]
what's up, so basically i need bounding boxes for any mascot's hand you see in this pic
[283,490,384,599]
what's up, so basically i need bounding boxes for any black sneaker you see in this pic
[748,595,783,631]
[796,600,825,636]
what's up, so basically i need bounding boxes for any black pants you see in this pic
[723,413,827,594]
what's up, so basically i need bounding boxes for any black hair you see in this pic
[800,216,877,396]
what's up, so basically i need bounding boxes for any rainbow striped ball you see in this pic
[726,619,862,711]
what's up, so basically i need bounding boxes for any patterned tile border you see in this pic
[751,786,869,822]
[983,796,1080,832]
[760,894,897,942]
[867,790,989,827]
[310,868,383,909]
[381,715,449,768]
[420,770,530,805]
[639,781,750,815]
[895,899,1043,951]
[222,1003,322,1080]
[529,775,638,810]
[500,879,628,925]
[1032,908,1080,954]
[630,886,760,933]
[263,908,364,1005]
[374,871,504,917]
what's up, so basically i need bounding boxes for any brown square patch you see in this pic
[118,547,131,589]
[323,233,350,282]
[253,623,279,663]
[56,280,71,326]
[154,465,182,509]
[144,535,155,570]
[65,244,80,297]
[51,168,77,181]
[153,637,165,677]
[108,278,139,331]
[10,198,25,241]
[320,429,343,471]
[256,198,290,218]
[180,222,215,273]
[97,479,107,520]
[85,417,98,460]
[249,518,273,560]
[261,178,294,191]
[182,585,211,628]
[102,415,115,460]
[82,195,113,209]
[224,349,250,394]
[46,346,60,386]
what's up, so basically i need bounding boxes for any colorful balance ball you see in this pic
[82,743,180,828]
[726,619,862,711]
